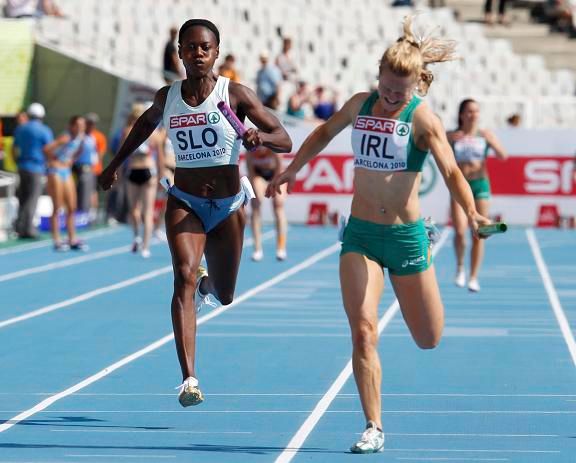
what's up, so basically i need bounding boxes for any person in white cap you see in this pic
[12,103,53,239]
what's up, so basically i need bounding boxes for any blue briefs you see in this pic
[47,167,71,181]
[162,176,255,232]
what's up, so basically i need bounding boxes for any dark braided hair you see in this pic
[179,19,220,45]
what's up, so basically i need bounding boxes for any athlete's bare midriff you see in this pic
[174,164,240,198]
[458,161,487,181]
[351,168,422,224]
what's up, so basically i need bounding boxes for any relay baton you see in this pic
[217,100,257,152]
[478,222,507,236]
[217,101,247,138]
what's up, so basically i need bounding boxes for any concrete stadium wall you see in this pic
[33,45,118,137]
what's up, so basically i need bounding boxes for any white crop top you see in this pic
[452,135,489,163]
[162,77,241,168]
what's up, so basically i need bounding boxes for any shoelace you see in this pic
[197,292,218,310]
[358,426,381,445]
[175,377,198,392]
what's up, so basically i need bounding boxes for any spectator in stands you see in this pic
[256,51,282,108]
[506,113,522,127]
[12,103,53,239]
[484,0,510,25]
[267,15,491,454]
[3,0,63,18]
[448,99,508,292]
[85,112,107,219]
[264,92,281,111]
[312,85,338,121]
[218,54,240,82]
[43,115,87,251]
[246,145,288,262]
[275,37,298,81]
[16,110,29,126]
[163,26,184,84]
[286,81,312,119]
[545,0,576,35]
[392,0,414,7]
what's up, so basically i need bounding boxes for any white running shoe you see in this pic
[424,216,441,245]
[468,278,481,292]
[153,229,167,242]
[454,269,466,288]
[276,248,287,261]
[251,249,263,262]
[350,421,385,454]
[141,248,151,259]
[194,265,217,312]
[176,376,204,407]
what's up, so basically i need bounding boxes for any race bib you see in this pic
[351,116,411,171]
[168,111,229,163]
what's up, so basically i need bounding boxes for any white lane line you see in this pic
[526,229,576,366]
[275,229,451,463]
[0,227,122,256]
[396,458,509,462]
[0,244,133,283]
[0,229,279,283]
[387,433,557,438]
[389,449,558,454]
[0,267,172,329]
[0,232,273,330]
[51,429,251,434]
[5,409,572,414]
[0,241,340,433]
[1,392,573,398]
[66,455,175,459]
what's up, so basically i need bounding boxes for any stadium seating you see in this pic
[2,0,575,128]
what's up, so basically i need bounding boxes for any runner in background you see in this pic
[448,98,507,292]
[246,145,287,261]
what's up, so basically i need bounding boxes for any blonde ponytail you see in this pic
[380,15,458,95]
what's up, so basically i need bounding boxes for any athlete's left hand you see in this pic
[242,128,263,151]
[468,212,492,239]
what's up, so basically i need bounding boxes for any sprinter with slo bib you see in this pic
[99,19,291,408]
[267,16,491,454]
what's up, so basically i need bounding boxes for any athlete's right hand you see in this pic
[266,168,297,197]
[468,211,492,240]
[98,166,118,191]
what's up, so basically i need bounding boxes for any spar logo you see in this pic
[354,116,395,133]
[207,112,220,124]
[169,113,207,129]
[396,123,409,137]
[524,159,574,194]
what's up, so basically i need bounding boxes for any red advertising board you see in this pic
[488,157,575,196]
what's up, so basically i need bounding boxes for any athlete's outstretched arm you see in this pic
[481,129,508,160]
[266,92,367,196]
[99,86,169,190]
[230,83,291,153]
[418,108,490,236]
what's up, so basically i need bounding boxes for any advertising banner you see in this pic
[247,126,576,226]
